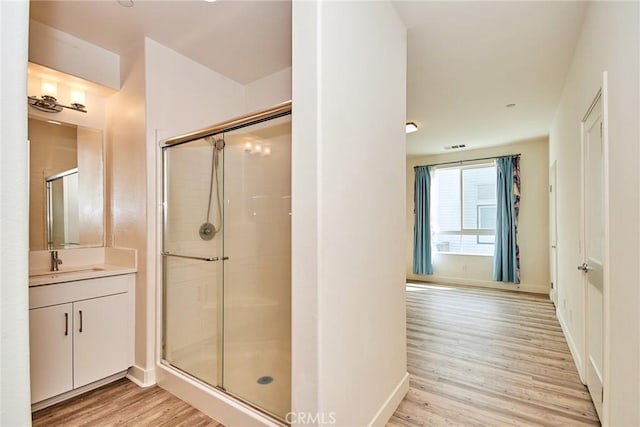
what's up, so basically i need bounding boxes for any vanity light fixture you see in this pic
[28,82,87,114]
[406,122,418,134]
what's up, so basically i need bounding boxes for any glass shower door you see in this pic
[162,111,291,421]
[162,136,224,388]
[221,116,291,420]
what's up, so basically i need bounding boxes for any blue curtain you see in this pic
[413,166,433,275]
[493,156,521,283]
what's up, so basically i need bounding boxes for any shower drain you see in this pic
[257,376,273,385]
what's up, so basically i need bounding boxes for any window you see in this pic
[431,163,496,255]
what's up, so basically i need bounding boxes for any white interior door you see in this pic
[549,161,558,305]
[581,92,604,419]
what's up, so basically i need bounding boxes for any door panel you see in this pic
[550,161,558,305]
[74,293,130,388]
[583,93,604,419]
[29,303,73,403]
[162,136,224,388]
[222,116,291,420]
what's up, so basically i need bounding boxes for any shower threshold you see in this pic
[158,360,288,426]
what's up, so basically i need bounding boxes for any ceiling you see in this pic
[30,1,587,156]
[394,1,587,155]
[29,0,292,85]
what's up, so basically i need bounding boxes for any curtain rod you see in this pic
[416,153,521,169]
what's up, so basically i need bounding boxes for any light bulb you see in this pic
[244,142,252,152]
[263,146,271,156]
[254,143,262,154]
[70,90,86,106]
[41,80,57,98]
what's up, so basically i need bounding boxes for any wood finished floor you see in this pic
[32,283,599,426]
[389,283,600,427]
[32,378,222,427]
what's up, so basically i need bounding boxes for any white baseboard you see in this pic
[408,274,550,294]
[557,308,584,384]
[126,364,156,388]
[368,372,410,427]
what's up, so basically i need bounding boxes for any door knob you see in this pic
[577,263,590,272]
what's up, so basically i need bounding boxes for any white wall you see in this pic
[549,2,639,425]
[29,20,120,90]
[105,41,149,379]
[0,1,32,425]
[245,67,291,112]
[145,38,245,142]
[407,138,550,294]
[292,2,408,425]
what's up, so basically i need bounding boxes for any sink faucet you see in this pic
[50,250,62,272]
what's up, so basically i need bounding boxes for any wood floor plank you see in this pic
[32,378,223,427]
[389,283,600,427]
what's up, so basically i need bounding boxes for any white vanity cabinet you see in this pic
[73,293,130,387]
[29,303,73,403]
[29,274,134,406]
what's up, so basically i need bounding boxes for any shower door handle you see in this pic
[161,252,220,262]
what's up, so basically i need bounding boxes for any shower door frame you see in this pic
[158,100,292,422]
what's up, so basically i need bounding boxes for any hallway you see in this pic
[389,283,599,426]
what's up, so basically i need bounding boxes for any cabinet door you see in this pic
[29,303,73,403]
[73,293,130,388]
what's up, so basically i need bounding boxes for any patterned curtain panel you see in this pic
[413,165,433,275]
[492,156,521,283]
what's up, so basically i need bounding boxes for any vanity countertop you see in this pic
[29,264,137,287]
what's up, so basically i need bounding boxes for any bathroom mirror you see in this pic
[46,168,80,248]
[28,117,104,250]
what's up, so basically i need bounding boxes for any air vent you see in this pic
[444,144,467,150]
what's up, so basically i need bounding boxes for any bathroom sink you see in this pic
[30,267,105,277]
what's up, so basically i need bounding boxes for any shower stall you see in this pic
[160,103,291,421]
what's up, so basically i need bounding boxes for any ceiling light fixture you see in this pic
[406,122,418,134]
